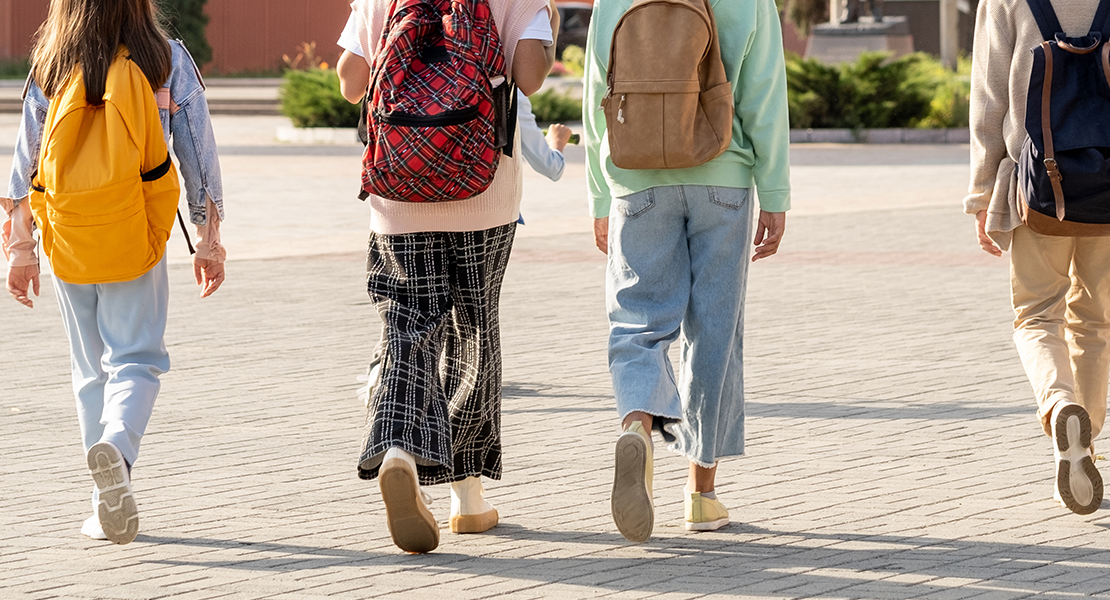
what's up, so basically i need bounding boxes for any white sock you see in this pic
[451,476,494,515]
[686,487,716,500]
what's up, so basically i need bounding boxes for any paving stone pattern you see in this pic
[2,117,1109,599]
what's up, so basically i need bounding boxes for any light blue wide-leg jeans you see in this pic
[52,256,171,468]
[607,185,753,467]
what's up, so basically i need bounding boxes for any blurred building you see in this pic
[1,0,351,75]
[1,0,974,73]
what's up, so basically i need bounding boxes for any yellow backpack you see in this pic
[30,46,180,285]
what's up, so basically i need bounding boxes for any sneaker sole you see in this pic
[450,508,499,534]
[612,432,653,543]
[87,442,138,545]
[685,517,729,532]
[1054,404,1103,515]
[379,458,439,553]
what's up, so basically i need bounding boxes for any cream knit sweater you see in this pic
[965,0,1101,249]
[351,0,548,235]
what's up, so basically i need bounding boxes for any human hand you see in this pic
[593,217,608,255]
[193,257,225,298]
[7,264,40,308]
[752,210,786,262]
[975,210,1002,257]
[546,124,573,152]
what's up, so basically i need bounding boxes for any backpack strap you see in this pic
[1093,0,1110,38]
[1037,41,1067,221]
[141,155,173,182]
[1026,0,1064,41]
[141,155,196,255]
[175,210,196,256]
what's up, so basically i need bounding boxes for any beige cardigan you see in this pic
[351,0,549,235]
[964,0,1100,249]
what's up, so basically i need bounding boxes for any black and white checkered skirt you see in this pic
[357,222,515,486]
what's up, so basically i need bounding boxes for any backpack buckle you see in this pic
[1044,157,1063,182]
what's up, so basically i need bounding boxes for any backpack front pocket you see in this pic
[41,178,160,284]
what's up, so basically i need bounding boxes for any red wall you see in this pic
[205,0,351,74]
[0,0,48,61]
[2,1,820,73]
[0,0,350,74]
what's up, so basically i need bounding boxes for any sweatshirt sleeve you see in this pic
[735,0,791,213]
[965,0,1015,214]
[2,198,38,268]
[583,7,614,219]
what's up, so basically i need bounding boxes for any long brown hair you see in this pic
[31,0,172,105]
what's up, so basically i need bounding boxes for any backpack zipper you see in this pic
[375,104,481,127]
[601,73,626,123]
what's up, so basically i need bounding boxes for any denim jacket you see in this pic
[7,40,224,226]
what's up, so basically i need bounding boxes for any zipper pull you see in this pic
[617,95,626,124]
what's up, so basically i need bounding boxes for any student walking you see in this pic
[336,0,557,553]
[967,0,1110,514]
[584,0,791,541]
[3,0,225,544]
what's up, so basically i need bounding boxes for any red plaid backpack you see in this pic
[361,0,509,203]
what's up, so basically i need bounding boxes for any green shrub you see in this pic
[786,51,973,129]
[0,58,30,80]
[528,89,582,123]
[157,0,213,67]
[280,69,360,128]
[787,52,935,130]
[912,55,971,128]
[560,45,586,78]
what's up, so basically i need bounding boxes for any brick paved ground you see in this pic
[2,116,1109,599]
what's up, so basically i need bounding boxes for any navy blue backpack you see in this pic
[1019,0,1110,235]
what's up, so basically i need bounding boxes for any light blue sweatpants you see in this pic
[52,256,171,468]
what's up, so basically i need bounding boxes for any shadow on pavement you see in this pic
[136,524,1110,597]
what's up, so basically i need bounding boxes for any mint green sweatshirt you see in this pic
[584,0,792,218]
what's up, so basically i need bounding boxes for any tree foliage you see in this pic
[157,0,213,67]
[787,0,829,36]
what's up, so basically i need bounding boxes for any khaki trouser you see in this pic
[1011,226,1110,440]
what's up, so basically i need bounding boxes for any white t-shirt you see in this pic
[338,7,552,58]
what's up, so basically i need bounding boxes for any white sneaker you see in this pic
[87,442,139,544]
[379,447,439,553]
[450,476,498,533]
[1051,402,1103,515]
[81,514,108,541]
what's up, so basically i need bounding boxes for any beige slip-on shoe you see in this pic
[612,421,654,542]
[450,476,499,533]
[379,447,439,553]
[684,491,730,531]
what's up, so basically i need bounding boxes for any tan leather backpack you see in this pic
[601,0,733,170]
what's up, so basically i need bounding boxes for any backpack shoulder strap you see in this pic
[1026,0,1064,40]
[1093,0,1110,38]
